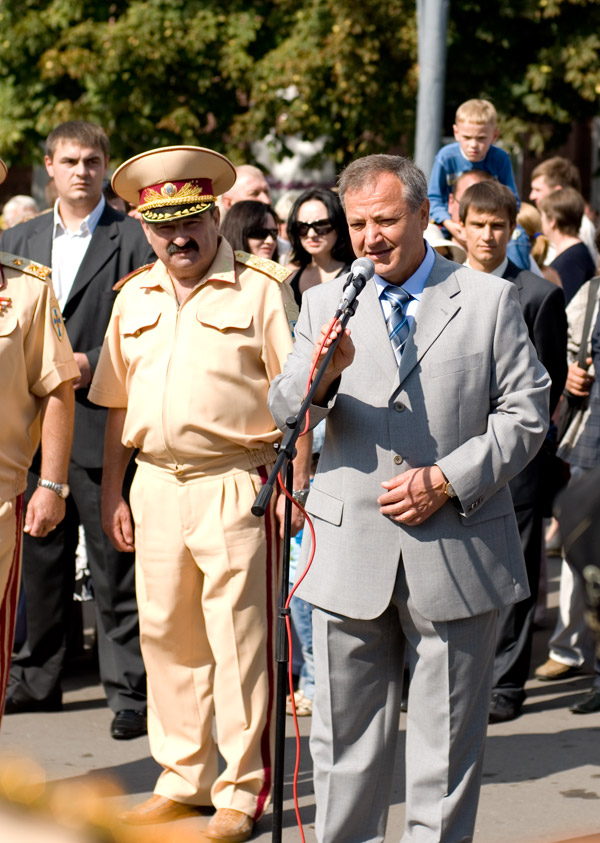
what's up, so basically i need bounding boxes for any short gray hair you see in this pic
[2,194,39,227]
[338,154,428,213]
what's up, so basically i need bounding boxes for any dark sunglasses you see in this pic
[296,218,334,237]
[247,226,278,240]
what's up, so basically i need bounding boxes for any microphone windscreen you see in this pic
[350,257,375,282]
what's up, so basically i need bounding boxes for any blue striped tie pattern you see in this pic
[381,284,412,364]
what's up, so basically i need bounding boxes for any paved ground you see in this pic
[0,556,599,842]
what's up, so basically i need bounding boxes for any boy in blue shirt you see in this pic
[429,99,519,244]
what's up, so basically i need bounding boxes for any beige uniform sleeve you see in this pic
[261,277,298,384]
[26,281,79,396]
[88,297,130,408]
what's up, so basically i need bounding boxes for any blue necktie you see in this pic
[381,284,412,364]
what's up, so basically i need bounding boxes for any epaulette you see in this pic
[113,262,155,291]
[0,251,52,283]
[234,251,291,283]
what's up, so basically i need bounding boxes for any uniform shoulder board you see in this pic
[112,262,155,291]
[0,251,52,283]
[235,250,291,283]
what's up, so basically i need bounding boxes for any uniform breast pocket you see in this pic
[120,312,161,339]
[196,310,253,333]
[0,313,18,337]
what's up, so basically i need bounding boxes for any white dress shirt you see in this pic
[52,195,105,310]
[374,240,435,331]
[465,256,509,278]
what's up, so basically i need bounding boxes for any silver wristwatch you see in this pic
[292,488,310,507]
[37,478,70,499]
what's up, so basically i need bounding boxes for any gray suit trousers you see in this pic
[311,569,497,843]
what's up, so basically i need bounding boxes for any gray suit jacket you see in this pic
[269,254,551,623]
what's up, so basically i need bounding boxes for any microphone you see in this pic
[334,257,375,317]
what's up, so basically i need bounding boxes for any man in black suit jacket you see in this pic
[0,121,153,738]
[460,180,568,721]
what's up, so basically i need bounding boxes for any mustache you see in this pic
[166,239,200,255]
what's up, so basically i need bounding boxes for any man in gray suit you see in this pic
[269,155,550,842]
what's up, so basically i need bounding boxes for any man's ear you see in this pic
[44,155,54,179]
[448,192,456,216]
[140,219,153,245]
[492,128,500,143]
[452,123,460,141]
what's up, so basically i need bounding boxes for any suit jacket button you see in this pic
[393,454,404,465]
[394,402,405,412]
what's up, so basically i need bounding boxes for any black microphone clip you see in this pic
[334,257,375,318]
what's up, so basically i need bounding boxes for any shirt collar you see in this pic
[465,255,508,277]
[373,240,435,300]
[53,194,105,237]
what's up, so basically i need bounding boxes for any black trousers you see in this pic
[9,460,146,713]
[492,503,543,705]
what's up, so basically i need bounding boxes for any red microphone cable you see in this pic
[275,314,338,840]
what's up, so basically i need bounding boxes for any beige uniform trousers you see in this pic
[130,459,279,819]
[0,496,24,722]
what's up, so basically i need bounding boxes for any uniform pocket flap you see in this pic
[304,486,344,526]
[197,311,253,331]
[0,313,17,336]
[120,312,161,337]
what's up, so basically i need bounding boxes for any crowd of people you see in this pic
[0,101,599,843]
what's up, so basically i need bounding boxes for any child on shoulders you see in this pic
[429,99,519,244]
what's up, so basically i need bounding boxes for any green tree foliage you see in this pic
[446,0,600,153]
[231,0,418,166]
[0,0,599,167]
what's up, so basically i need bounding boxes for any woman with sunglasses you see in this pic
[287,187,355,306]
[220,200,280,261]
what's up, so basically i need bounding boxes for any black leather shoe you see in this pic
[110,709,147,740]
[4,692,62,714]
[569,689,600,714]
[489,693,521,723]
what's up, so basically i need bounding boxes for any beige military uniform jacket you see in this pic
[0,252,79,502]
[89,238,298,476]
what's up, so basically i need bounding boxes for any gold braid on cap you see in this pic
[138,181,216,213]
[142,204,215,222]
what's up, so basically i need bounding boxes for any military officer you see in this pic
[89,146,306,841]
[0,157,79,724]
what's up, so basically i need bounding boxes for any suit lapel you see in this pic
[64,206,120,307]
[501,259,523,300]
[29,215,53,266]
[398,257,461,387]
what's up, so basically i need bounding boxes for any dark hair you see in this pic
[337,154,427,213]
[538,187,585,236]
[46,121,109,159]
[459,181,518,228]
[220,200,279,261]
[287,187,354,267]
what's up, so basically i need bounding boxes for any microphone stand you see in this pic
[252,298,360,843]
